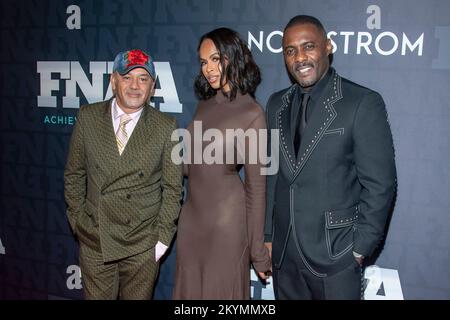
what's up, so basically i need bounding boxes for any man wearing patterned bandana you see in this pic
[64,49,182,299]
[264,16,397,299]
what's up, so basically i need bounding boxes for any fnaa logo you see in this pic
[37,61,182,113]
[364,265,404,300]
[249,265,404,300]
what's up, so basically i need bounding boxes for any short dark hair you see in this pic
[194,27,261,101]
[284,15,327,40]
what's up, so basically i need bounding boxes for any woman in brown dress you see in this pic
[173,28,272,299]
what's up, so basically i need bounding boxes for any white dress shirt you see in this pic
[111,98,143,137]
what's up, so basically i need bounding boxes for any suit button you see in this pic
[101,191,105,196]
[95,165,100,169]
[126,194,131,199]
[125,218,131,225]
[139,172,144,178]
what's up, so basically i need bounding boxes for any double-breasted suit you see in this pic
[64,98,182,297]
[265,68,397,278]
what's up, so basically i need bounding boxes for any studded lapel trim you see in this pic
[292,72,342,182]
[277,71,343,183]
[276,85,298,175]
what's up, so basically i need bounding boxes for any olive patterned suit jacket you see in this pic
[64,99,182,263]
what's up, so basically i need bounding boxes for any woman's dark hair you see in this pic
[194,27,261,101]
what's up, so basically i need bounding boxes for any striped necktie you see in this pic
[116,113,132,155]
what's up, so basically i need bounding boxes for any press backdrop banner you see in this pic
[1,0,449,300]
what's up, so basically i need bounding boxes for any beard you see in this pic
[291,62,316,88]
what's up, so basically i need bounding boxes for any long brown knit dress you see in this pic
[173,91,271,299]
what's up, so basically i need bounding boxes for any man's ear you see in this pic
[326,38,333,55]
[150,77,156,97]
[110,73,117,92]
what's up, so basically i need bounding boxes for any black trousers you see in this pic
[273,232,363,300]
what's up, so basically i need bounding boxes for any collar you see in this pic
[112,98,144,121]
[214,89,244,104]
[297,67,333,102]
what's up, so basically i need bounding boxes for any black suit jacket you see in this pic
[265,68,396,276]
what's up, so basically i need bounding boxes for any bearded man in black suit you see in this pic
[264,15,397,300]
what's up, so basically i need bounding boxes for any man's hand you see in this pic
[355,256,364,266]
[353,251,365,266]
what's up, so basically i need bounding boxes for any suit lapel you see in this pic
[277,85,298,176]
[100,103,156,190]
[114,103,158,169]
[96,99,121,172]
[291,70,342,182]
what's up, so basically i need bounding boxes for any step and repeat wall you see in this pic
[1,0,449,300]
